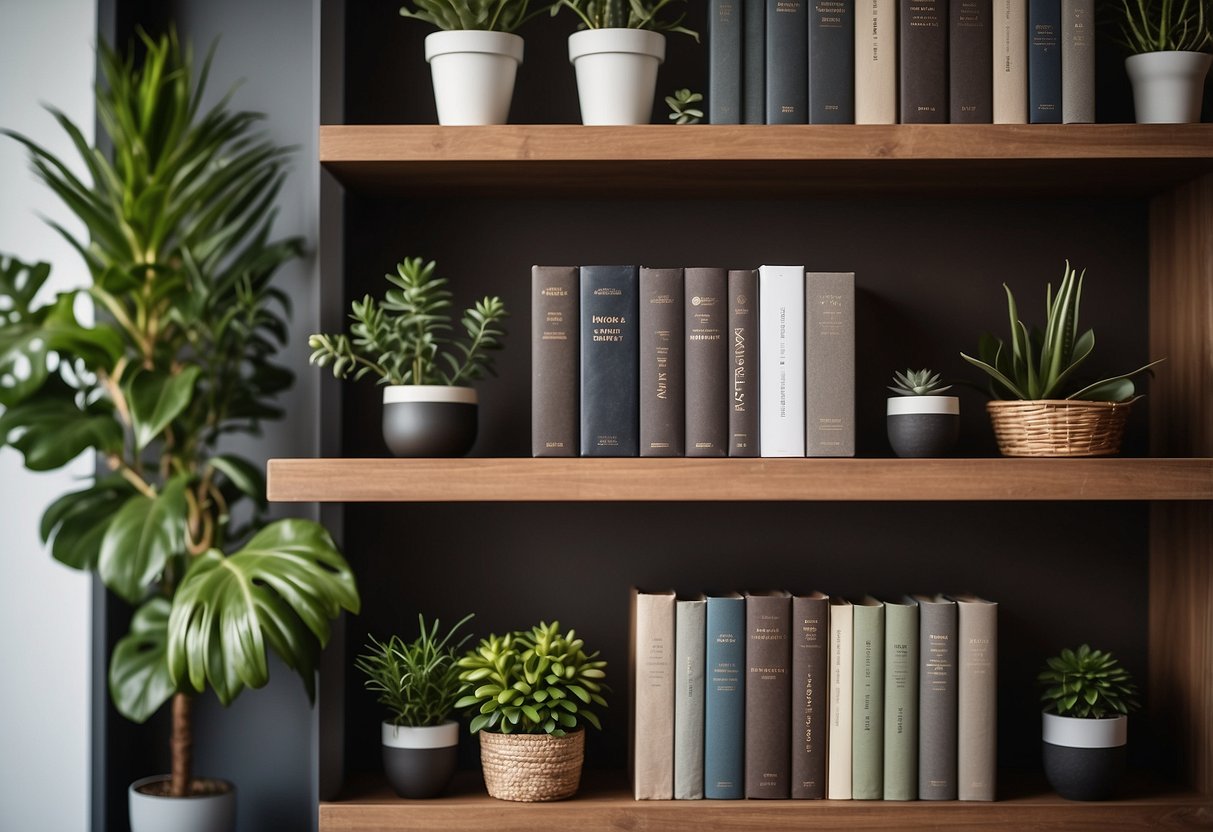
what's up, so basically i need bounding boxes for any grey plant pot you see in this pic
[128,776,235,832]
[1042,712,1128,801]
[382,385,478,457]
[382,720,460,799]
[887,396,959,458]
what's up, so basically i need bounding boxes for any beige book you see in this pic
[632,588,676,799]
[827,597,854,799]
[993,0,1028,123]
[855,0,897,124]
[953,594,998,801]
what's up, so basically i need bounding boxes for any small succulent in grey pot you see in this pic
[886,368,959,457]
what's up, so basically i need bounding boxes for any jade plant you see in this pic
[356,614,473,727]
[455,621,608,735]
[1038,644,1141,719]
[960,261,1163,402]
[307,257,507,386]
[400,0,552,32]
[888,368,952,396]
[551,0,699,39]
[1117,0,1212,53]
[666,88,704,124]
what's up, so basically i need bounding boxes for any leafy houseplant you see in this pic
[886,368,959,458]
[400,0,550,31]
[665,88,704,124]
[551,0,697,37]
[0,30,360,827]
[1117,0,1213,122]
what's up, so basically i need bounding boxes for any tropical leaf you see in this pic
[125,365,202,451]
[97,476,189,604]
[109,597,177,723]
[207,453,267,508]
[0,394,123,471]
[40,475,134,570]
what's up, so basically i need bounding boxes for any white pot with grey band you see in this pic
[381,720,460,799]
[1042,712,1128,801]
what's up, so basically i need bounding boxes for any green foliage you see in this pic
[551,0,699,39]
[455,621,608,736]
[888,368,952,397]
[308,257,508,387]
[960,261,1163,402]
[400,0,551,31]
[1117,0,1212,53]
[665,89,703,124]
[1038,644,1141,719]
[355,614,474,727]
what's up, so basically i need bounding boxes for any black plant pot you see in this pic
[382,721,460,799]
[886,396,960,458]
[1041,713,1128,801]
[382,386,478,457]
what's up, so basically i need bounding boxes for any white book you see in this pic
[758,265,805,457]
[674,596,707,799]
[827,597,854,799]
[632,588,676,800]
[855,0,898,124]
[992,0,1028,123]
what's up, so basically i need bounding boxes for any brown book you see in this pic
[728,269,759,456]
[900,0,948,123]
[640,268,685,456]
[631,588,676,799]
[791,592,829,798]
[950,0,993,123]
[685,267,728,456]
[953,594,997,800]
[745,590,792,798]
[531,266,578,457]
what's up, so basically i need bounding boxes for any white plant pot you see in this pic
[568,29,666,125]
[1125,51,1213,124]
[129,776,235,832]
[425,31,524,126]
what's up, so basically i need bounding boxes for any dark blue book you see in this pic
[710,0,743,123]
[705,592,746,799]
[808,0,855,124]
[745,0,766,123]
[580,265,639,456]
[1028,0,1061,123]
[766,0,808,123]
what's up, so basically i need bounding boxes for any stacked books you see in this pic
[631,589,998,801]
[531,265,854,458]
[708,0,1094,125]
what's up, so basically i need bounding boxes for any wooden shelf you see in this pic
[267,457,1213,503]
[318,124,1213,197]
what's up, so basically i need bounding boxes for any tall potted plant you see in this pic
[0,32,360,832]
[1118,0,1213,123]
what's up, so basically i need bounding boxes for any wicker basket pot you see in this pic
[478,729,584,802]
[986,399,1133,457]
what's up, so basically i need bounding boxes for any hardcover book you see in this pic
[758,265,805,457]
[852,596,885,800]
[1028,0,1062,123]
[710,0,743,123]
[531,266,579,457]
[992,0,1028,123]
[639,267,684,457]
[809,0,856,123]
[728,269,759,457]
[855,0,897,124]
[791,592,830,799]
[1061,0,1094,123]
[827,596,854,799]
[745,0,767,123]
[705,592,746,799]
[915,594,958,800]
[631,588,676,800]
[674,595,707,799]
[954,594,998,801]
[766,0,808,123]
[580,266,639,456]
[949,0,993,122]
[899,0,948,123]
[882,596,920,800]
[805,272,854,457]
[745,590,792,798]
[685,268,729,456]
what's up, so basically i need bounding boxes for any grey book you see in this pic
[808,0,856,123]
[674,596,707,799]
[745,0,767,122]
[791,591,829,798]
[1061,0,1094,123]
[531,266,579,457]
[632,588,677,800]
[882,596,919,800]
[685,267,728,456]
[915,594,958,800]
[805,272,854,457]
[580,265,639,456]
[710,0,743,123]
[766,0,808,123]
[728,269,759,456]
[851,596,885,800]
[953,594,998,801]
[640,268,684,456]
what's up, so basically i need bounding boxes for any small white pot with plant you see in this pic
[1118,0,1213,123]
[886,369,959,458]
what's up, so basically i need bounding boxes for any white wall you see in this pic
[0,1,96,831]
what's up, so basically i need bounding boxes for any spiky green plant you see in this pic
[889,368,953,396]
[1038,644,1141,719]
[356,614,474,728]
[551,0,699,39]
[666,88,704,124]
[455,621,608,735]
[399,0,552,32]
[1117,0,1212,53]
[960,261,1163,402]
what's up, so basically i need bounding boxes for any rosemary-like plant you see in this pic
[1117,0,1212,53]
[356,614,473,727]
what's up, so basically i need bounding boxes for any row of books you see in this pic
[531,266,855,458]
[709,0,1093,125]
[631,590,998,801]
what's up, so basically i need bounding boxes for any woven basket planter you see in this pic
[478,729,584,802]
[986,399,1133,457]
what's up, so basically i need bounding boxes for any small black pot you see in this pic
[887,396,960,458]
[1042,713,1128,801]
[382,721,459,799]
[382,386,478,457]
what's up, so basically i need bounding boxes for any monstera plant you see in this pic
[0,28,360,810]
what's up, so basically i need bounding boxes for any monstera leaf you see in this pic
[0,387,123,470]
[167,519,360,705]
[97,475,189,603]
[109,597,176,723]
[40,475,134,570]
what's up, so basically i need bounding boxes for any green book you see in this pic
[851,597,885,799]
[882,597,920,800]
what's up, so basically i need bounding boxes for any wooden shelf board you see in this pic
[267,457,1213,503]
[318,124,1213,197]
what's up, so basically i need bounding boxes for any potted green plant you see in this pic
[960,261,1163,457]
[552,0,698,124]
[1038,644,1140,800]
[355,614,473,798]
[0,32,360,832]
[308,257,507,456]
[886,368,959,458]
[455,620,607,802]
[1118,0,1213,123]
[400,0,552,124]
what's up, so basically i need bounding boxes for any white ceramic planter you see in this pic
[1125,51,1213,124]
[568,29,666,125]
[129,776,235,832]
[425,31,524,125]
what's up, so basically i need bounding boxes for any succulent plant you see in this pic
[551,0,698,39]
[665,88,704,124]
[399,0,551,33]
[889,368,952,396]
[355,614,473,728]
[1038,644,1141,719]
[455,620,608,735]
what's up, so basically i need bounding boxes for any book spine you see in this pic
[918,599,958,800]
[633,589,676,800]
[827,599,854,799]
[758,266,805,457]
[580,266,639,456]
[992,0,1028,123]
[674,599,707,799]
[728,269,759,457]
[791,593,829,799]
[957,597,998,801]
[640,268,685,457]
[805,272,854,457]
[745,0,767,123]
[882,600,919,800]
[745,591,792,798]
[899,0,948,123]
[809,0,856,124]
[685,268,729,457]
[767,0,808,123]
[531,266,579,457]
[1028,0,1061,123]
[705,595,746,799]
[710,0,744,123]
[1061,0,1094,123]
[851,599,885,800]
[854,0,897,124]
[949,0,992,122]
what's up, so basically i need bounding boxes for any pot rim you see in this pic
[887,395,960,416]
[568,28,665,63]
[1125,49,1213,63]
[382,719,461,749]
[128,775,236,800]
[1042,711,1128,749]
[424,30,524,63]
[383,385,478,405]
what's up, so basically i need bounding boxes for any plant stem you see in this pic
[170,692,193,797]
